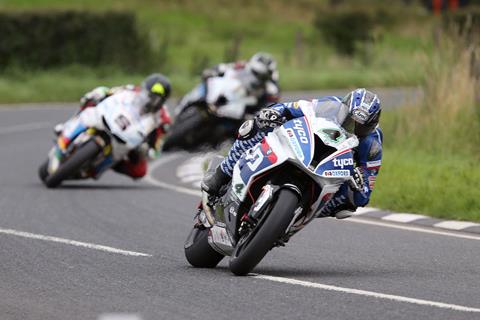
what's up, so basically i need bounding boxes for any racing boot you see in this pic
[201,166,231,197]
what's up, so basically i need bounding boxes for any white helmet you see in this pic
[247,52,277,82]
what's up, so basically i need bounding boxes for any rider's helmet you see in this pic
[141,73,171,113]
[342,88,381,137]
[247,52,277,82]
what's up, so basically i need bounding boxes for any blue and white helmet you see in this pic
[343,88,381,125]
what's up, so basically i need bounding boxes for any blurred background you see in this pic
[0,0,478,220]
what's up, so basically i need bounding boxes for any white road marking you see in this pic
[254,274,480,313]
[346,217,480,241]
[179,174,205,183]
[0,122,52,134]
[144,154,202,197]
[147,156,480,241]
[98,314,143,320]
[382,213,427,223]
[352,207,382,215]
[434,220,480,230]
[0,228,152,257]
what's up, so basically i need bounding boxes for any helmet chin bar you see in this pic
[144,94,164,113]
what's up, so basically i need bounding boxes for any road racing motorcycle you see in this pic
[38,92,157,188]
[162,69,276,151]
[184,111,360,275]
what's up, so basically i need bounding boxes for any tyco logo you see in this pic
[293,119,308,144]
[333,158,353,169]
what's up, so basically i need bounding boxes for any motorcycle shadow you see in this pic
[254,265,402,279]
[184,264,400,279]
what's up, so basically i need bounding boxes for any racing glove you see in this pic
[80,86,110,107]
[255,108,285,129]
[349,167,366,193]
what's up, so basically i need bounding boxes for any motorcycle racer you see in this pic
[202,88,383,218]
[57,73,172,179]
[177,52,280,116]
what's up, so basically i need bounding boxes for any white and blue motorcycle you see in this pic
[38,91,157,188]
[185,111,359,276]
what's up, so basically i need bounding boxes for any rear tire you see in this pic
[162,109,206,151]
[184,227,224,268]
[44,140,101,188]
[229,188,299,276]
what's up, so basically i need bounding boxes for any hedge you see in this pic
[0,10,152,71]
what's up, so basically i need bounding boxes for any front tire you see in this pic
[38,160,49,182]
[229,189,299,276]
[184,227,224,268]
[44,140,101,188]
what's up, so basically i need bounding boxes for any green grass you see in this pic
[0,65,196,103]
[371,32,480,222]
[370,147,480,221]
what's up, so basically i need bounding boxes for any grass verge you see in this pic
[371,29,480,221]
[370,147,480,221]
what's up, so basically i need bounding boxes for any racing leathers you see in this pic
[209,96,383,217]
[177,61,280,117]
[59,86,171,179]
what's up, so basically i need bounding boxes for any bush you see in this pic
[313,3,419,56]
[0,10,152,71]
[314,7,376,56]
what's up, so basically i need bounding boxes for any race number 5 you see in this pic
[114,114,131,131]
[246,146,263,171]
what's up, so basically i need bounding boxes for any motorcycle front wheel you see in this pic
[229,188,299,276]
[43,140,102,188]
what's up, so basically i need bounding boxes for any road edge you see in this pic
[157,152,480,236]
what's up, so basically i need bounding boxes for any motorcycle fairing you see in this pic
[232,116,359,203]
[314,148,355,177]
[282,117,313,167]
[97,96,149,150]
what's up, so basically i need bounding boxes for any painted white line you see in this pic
[434,220,480,230]
[98,314,143,320]
[179,174,204,184]
[177,163,203,172]
[144,154,202,197]
[382,213,427,223]
[254,274,480,313]
[0,228,152,257]
[352,207,382,215]
[147,155,480,241]
[0,122,52,134]
[346,217,480,241]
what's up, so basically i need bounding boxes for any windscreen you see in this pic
[312,100,355,134]
[312,100,349,125]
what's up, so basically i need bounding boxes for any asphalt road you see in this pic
[0,103,479,320]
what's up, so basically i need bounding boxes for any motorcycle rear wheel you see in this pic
[162,109,206,151]
[44,140,101,188]
[184,227,224,268]
[229,188,299,276]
